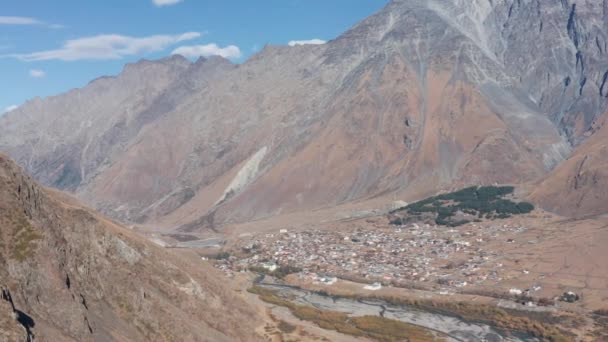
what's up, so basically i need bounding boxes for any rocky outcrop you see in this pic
[0,154,262,341]
[1,287,31,341]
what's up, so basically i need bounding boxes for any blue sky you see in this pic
[0,0,386,114]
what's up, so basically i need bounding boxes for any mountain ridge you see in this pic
[1,0,607,231]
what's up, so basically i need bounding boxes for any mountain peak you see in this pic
[160,53,191,65]
[193,54,233,67]
[123,54,191,73]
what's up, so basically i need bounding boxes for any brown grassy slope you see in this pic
[0,153,262,341]
[531,113,608,217]
[1,1,576,230]
[168,61,558,230]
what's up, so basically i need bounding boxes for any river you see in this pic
[257,279,538,342]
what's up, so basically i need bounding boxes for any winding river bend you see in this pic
[258,279,538,342]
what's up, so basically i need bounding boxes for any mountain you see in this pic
[531,111,608,217]
[1,0,607,230]
[0,154,261,341]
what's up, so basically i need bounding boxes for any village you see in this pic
[213,219,544,297]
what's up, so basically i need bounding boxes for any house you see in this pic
[262,262,278,272]
[319,276,337,285]
[560,291,580,303]
[509,288,523,295]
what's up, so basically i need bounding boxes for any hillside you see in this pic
[531,112,608,217]
[0,0,607,230]
[0,154,262,341]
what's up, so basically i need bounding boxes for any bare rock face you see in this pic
[0,154,261,341]
[1,0,607,228]
[0,287,29,341]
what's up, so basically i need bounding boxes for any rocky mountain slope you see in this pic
[1,0,607,230]
[0,154,261,341]
[531,111,608,217]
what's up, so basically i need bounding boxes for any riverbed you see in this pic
[258,280,538,342]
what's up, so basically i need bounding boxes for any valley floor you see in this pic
[150,205,608,341]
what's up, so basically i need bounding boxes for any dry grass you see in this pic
[277,320,297,334]
[249,286,444,342]
[342,294,572,342]
[1,208,41,262]
[591,310,608,340]
[594,309,608,317]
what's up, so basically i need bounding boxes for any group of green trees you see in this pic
[391,186,535,227]
[249,264,302,279]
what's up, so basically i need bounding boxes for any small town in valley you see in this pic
[214,218,549,300]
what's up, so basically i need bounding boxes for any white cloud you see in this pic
[153,0,183,6]
[29,69,46,78]
[172,43,241,59]
[0,16,41,25]
[288,39,326,47]
[7,32,201,61]
[4,105,18,113]
[0,16,62,28]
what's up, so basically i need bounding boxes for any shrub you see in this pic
[213,252,230,260]
[389,217,403,226]
[249,264,301,279]
[537,297,554,306]
[277,320,296,334]
[273,265,302,279]
[593,309,608,317]
[516,202,535,214]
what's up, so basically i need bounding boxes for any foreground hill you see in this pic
[1,0,607,230]
[0,154,261,341]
